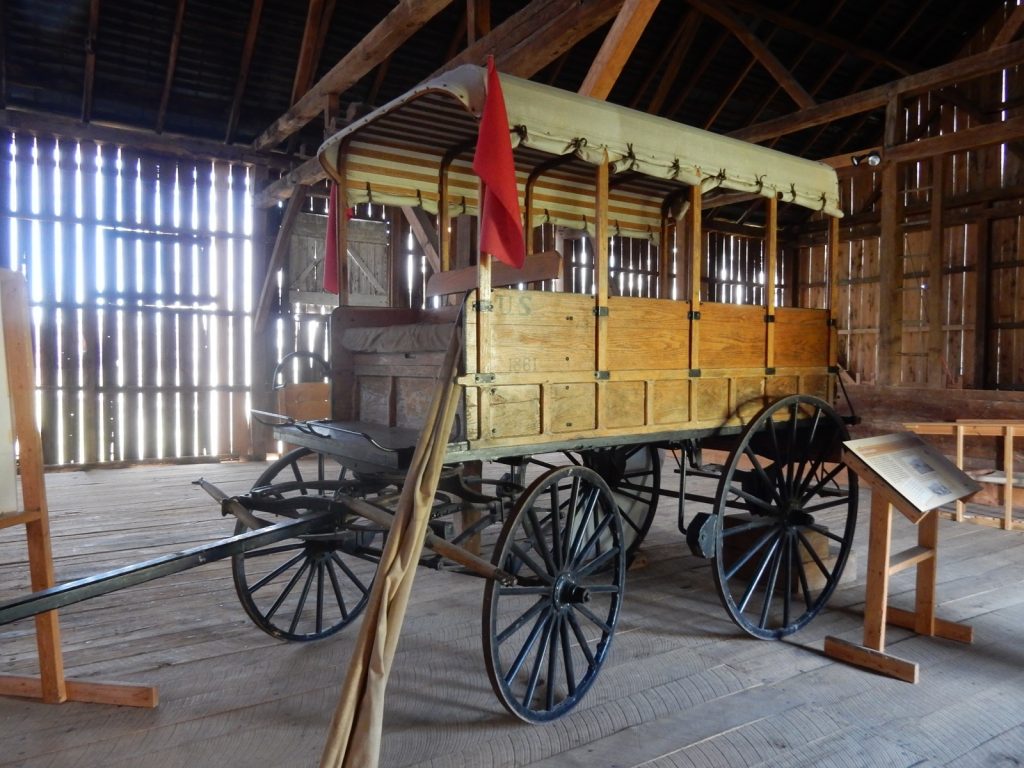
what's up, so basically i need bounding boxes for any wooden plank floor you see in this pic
[2,457,1024,767]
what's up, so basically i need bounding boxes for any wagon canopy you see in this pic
[319,65,841,239]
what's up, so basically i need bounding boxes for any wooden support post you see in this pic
[823,450,973,684]
[594,155,610,429]
[765,196,778,372]
[0,271,157,708]
[878,95,904,387]
[926,156,946,387]
[687,185,702,418]
[826,214,841,399]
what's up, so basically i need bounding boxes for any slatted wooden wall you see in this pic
[2,134,253,466]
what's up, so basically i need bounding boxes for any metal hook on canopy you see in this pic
[365,182,373,203]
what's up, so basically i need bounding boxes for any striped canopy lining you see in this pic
[334,89,836,239]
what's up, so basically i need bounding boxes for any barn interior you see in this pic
[2,1,1024,766]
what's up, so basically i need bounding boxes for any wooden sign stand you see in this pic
[823,449,974,683]
[0,271,157,708]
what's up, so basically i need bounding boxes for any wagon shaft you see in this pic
[0,512,336,626]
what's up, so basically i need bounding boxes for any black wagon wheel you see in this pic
[231,447,388,642]
[517,445,660,561]
[711,394,858,639]
[483,465,625,722]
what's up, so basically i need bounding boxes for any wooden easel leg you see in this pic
[862,494,894,652]
[825,494,919,682]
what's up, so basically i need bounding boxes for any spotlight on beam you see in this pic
[850,151,882,167]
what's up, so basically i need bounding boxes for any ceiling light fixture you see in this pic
[850,151,882,167]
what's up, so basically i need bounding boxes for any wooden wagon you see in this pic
[0,65,858,724]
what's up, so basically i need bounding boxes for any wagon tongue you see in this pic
[0,509,335,627]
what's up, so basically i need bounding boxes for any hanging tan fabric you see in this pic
[319,319,463,768]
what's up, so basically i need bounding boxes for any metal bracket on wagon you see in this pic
[685,512,716,559]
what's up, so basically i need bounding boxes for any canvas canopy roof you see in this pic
[319,65,841,239]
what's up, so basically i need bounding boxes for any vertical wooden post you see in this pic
[335,153,350,308]
[827,214,841,397]
[926,156,946,387]
[971,217,991,388]
[878,94,905,387]
[0,271,156,707]
[861,493,894,652]
[765,196,778,373]
[594,155,610,429]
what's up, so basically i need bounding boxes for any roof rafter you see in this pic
[664,28,728,118]
[254,0,458,151]
[258,0,627,206]
[629,9,698,112]
[687,0,815,109]
[742,0,849,129]
[290,0,337,106]
[467,0,491,44]
[701,0,798,130]
[731,38,1024,144]
[579,0,661,99]
[721,0,919,76]
[438,0,625,78]
[81,0,101,122]
[224,0,265,144]
[990,3,1024,49]
[155,0,188,134]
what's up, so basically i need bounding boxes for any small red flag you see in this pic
[472,57,525,269]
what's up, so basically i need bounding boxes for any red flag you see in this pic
[323,184,353,295]
[472,57,525,269]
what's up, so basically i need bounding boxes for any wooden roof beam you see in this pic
[721,0,919,76]
[579,0,661,99]
[155,0,187,134]
[467,0,491,44]
[731,38,1024,143]
[702,0,798,130]
[438,0,625,78]
[0,107,295,170]
[290,0,337,107]
[254,0,458,151]
[991,4,1024,49]
[886,113,1024,164]
[81,0,101,122]
[258,0,627,207]
[225,0,264,144]
[742,0,849,129]
[688,0,814,109]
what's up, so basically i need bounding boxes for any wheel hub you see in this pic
[553,574,590,606]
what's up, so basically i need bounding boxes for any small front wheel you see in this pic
[482,465,625,722]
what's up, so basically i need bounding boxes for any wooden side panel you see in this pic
[548,383,596,433]
[466,290,595,375]
[692,378,730,422]
[774,308,829,368]
[699,303,765,369]
[606,297,689,370]
[486,385,541,439]
[653,379,689,424]
[604,381,645,429]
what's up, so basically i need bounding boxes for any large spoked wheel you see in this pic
[517,445,660,561]
[231,447,388,642]
[712,395,858,639]
[483,465,625,722]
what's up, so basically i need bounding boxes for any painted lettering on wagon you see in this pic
[493,293,533,316]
